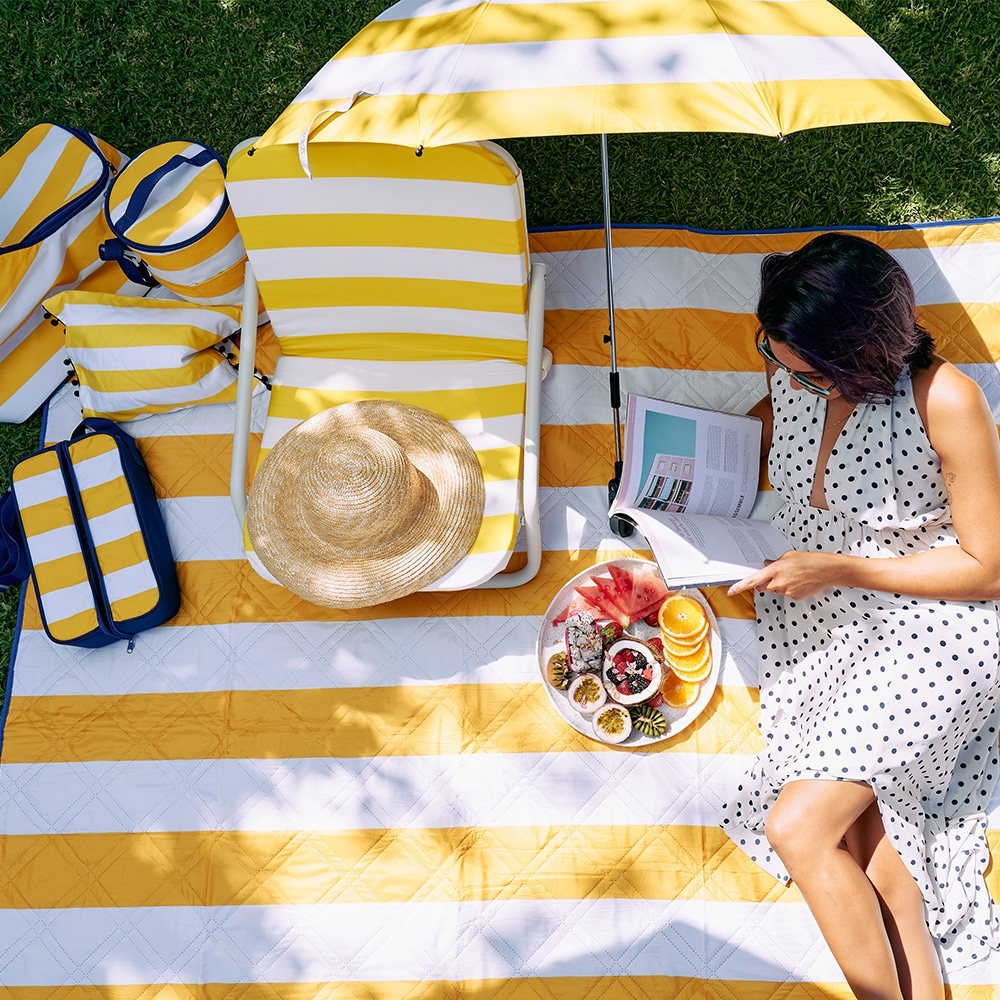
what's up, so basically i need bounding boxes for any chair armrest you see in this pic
[230,259,259,526]
[479,259,546,588]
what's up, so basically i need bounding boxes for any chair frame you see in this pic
[230,257,546,590]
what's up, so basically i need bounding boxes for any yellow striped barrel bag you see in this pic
[0,418,180,649]
[0,121,145,424]
[101,140,247,305]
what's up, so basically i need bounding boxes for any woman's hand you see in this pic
[728,550,844,600]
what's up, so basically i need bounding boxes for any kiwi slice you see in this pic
[630,704,666,738]
[546,651,571,690]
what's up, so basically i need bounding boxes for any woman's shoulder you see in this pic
[912,355,994,450]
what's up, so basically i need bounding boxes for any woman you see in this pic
[721,232,1000,1000]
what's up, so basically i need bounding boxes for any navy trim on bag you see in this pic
[104,142,232,254]
[0,122,114,255]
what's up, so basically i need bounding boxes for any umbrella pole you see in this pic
[602,133,633,537]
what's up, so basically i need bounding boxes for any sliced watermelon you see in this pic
[577,581,629,626]
[628,564,671,623]
[606,563,635,612]
[589,574,629,616]
[551,589,603,625]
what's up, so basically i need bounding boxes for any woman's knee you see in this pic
[765,794,818,869]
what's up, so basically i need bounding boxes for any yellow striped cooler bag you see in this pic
[0,418,180,649]
[102,140,247,305]
[0,121,136,423]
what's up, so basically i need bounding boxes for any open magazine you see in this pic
[609,394,792,588]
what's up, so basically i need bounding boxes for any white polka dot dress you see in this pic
[720,369,1000,969]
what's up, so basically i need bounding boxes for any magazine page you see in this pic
[625,508,792,589]
[614,394,762,519]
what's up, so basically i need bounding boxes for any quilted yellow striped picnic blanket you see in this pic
[2,219,1000,998]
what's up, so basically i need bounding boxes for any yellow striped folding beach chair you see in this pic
[225,139,545,596]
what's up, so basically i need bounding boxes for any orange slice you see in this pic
[659,628,709,657]
[666,639,712,682]
[658,595,708,642]
[660,668,701,709]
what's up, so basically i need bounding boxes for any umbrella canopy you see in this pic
[256,0,949,153]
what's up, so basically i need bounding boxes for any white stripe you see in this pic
[11,463,65,509]
[270,354,525,395]
[266,304,528,340]
[69,342,218,369]
[9,614,756,697]
[37,579,96,624]
[260,408,524,453]
[299,34,907,107]
[0,898,853,986]
[22,522,82,564]
[227,176,522,221]
[250,245,526,285]
[79,363,237,414]
[87,507,144,547]
[6,743,1000,846]
[53,299,240,330]
[0,751,761,835]
[68,443,125,490]
[532,239,1000,311]
[102,561,158,606]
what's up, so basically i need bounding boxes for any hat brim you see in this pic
[246,400,486,608]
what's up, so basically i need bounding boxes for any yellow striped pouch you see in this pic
[8,418,180,647]
[44,290,245,421]
[103,140,247,305]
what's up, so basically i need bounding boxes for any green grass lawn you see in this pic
[0,0,998,688]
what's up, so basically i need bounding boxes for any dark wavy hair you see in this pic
[756,232,934,404]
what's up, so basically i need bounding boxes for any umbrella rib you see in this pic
[703,0,783,137]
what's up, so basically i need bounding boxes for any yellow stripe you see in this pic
[276,333,527,363]
[16,494,76,536]
[269,79,945,148]
[43,605,100,643]
[108,586,160,623]
[267,383,525,425]
[0,980,883,1000]
[78,477,131,518]
[0,825,795,909]
[156,255,246,300]
[337,0,869,57]
[31,550,89,594]
[0,681,762,764]
[233,139,522,186]
[94,532,150,575]
[240,214,525,255]
[16,550,756,631]
[259,276,526,314]
[467,513,517,556]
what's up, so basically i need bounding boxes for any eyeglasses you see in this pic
[756,334,834,397]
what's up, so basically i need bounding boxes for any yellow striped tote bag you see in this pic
[0,121,136,423]
[3,418,181,648]
[102,140,247,305]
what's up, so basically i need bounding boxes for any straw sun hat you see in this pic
[246,400,486,608]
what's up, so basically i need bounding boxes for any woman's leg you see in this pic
[765,779,903,1000]
[843,802,944,1000]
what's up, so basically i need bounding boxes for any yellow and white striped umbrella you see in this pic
[256,0,949,154]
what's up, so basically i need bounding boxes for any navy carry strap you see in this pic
[113,148,218,235]
[97,239,158,287]
[0,489,30,590]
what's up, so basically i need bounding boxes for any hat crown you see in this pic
[302,428,425,546]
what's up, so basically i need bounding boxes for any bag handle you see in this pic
[113,147,219,233]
